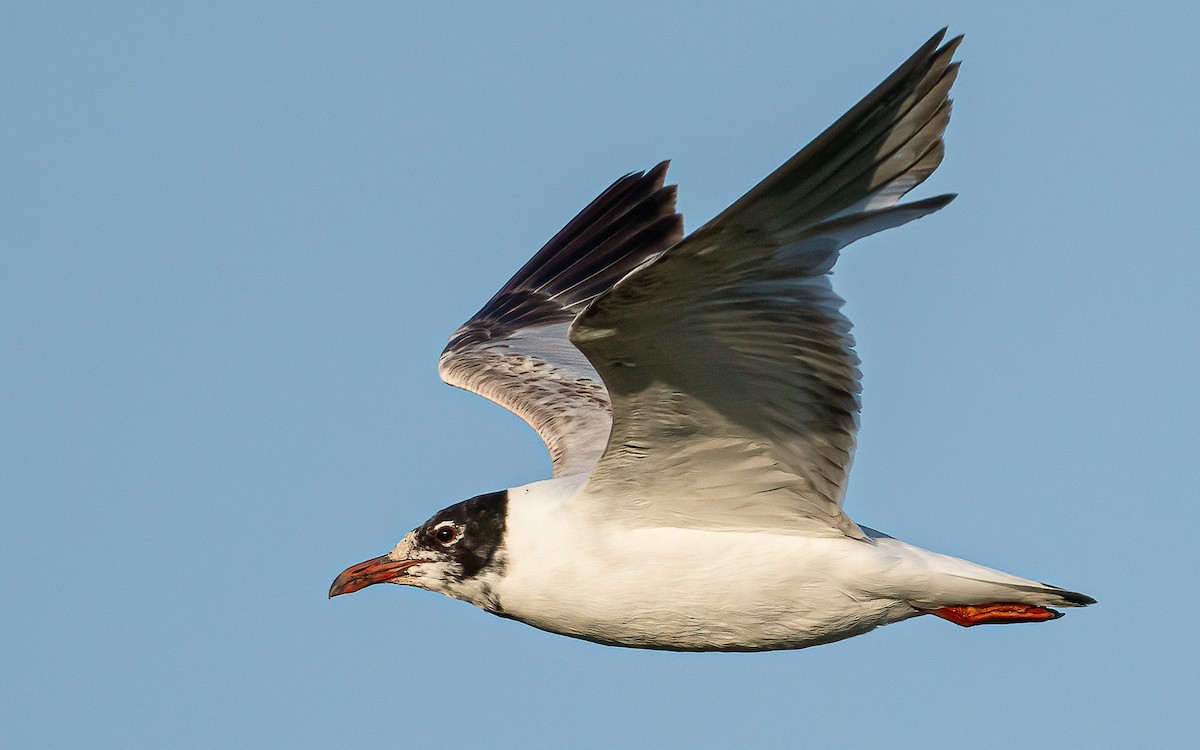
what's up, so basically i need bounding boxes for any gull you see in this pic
[330,30,1094,651]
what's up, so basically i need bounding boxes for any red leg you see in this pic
[929,603,1063,627]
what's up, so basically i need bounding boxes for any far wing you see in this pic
[439,163,683,477]
[571,31,961,535]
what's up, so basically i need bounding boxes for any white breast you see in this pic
[488,479,920,651]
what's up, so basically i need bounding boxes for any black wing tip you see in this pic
[1053,588,1098,607]
[646,159,671,186]
[922,27,949,54]
[925,27,964,52]
[898,30,962,90]
[901,28,959,79]
[614,160,672,196]
[631,161,678,216]
[457,160,683,335]
[649,164,679,213]
[913,192,957,210]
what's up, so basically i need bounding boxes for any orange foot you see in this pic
[929,603,1064,627]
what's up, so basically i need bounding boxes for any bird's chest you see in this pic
[490,524,895,651]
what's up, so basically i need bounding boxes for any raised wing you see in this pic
[571,31,961,536]
[439,163,683,477]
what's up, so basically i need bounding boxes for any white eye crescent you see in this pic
[432,521,462,546]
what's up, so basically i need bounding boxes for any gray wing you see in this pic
[439,163,684,477]
[571,31,961,536]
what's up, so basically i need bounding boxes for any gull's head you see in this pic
[329,491,508,607]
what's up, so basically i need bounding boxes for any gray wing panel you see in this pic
[571,31,961,533]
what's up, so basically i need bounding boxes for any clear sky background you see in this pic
[3,2,1197,748]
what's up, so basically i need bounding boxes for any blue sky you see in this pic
[3,2,1196,747]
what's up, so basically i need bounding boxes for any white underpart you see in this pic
[466,479,1072,652]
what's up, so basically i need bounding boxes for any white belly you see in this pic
[491,514,919,651]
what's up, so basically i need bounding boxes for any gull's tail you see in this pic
[874,535,1096,625]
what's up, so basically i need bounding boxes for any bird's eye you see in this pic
[432,522,461,546]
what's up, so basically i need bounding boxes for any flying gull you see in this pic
[330,29,1094,651]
